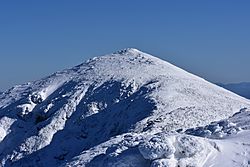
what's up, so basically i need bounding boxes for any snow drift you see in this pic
[0,48,250,167]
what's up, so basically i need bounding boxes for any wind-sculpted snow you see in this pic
[184,108,250,138]
[63,132,213,167]
[64,109,250,167]
[0,48,250,166]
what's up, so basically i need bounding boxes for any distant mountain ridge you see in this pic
[218,82,250,99]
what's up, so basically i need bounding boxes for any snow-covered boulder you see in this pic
[138,135,175,160]
[151,158,177,167]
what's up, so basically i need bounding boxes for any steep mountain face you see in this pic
[218,82,250,99]
[0,48,250,167]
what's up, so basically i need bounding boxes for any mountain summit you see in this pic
[0,49,250,166]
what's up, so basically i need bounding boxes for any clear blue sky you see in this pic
[1,0,250,91]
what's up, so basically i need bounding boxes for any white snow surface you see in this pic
[0,48,250,166]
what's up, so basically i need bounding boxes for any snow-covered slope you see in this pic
[0,48,250,167]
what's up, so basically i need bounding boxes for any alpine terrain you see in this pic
[0,48,250,167]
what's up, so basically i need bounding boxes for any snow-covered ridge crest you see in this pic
[0,48,250,166]
[113,48,141,55]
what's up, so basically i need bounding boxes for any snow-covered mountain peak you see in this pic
[0,49,250,166]
[113,48,142,55]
